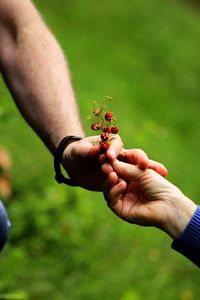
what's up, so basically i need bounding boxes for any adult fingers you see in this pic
[82,135,123,162]
[104,171,118,191]
[99,154,107,165]
[101,162,113,175]
[106,134,123,162]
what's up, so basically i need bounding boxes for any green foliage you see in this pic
[0,0,200,299]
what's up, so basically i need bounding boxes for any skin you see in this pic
[0,0,124,192]
[0,0,168,192]
[0,0,84,153]
[63,139,168,191]
[0,0,166,192]
[62,135,124,191]
[102,159,197,239]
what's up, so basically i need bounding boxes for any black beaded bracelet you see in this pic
[54,135,82,186]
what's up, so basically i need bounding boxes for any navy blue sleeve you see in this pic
[171,205,200,267]
[0,200,11,251]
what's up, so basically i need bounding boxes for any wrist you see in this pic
[51,127,85,154]
[54,135,83,186]
[164,192,197,239]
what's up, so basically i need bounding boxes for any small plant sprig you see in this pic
[89,96,119,153]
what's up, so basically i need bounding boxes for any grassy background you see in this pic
[0,0,200,299]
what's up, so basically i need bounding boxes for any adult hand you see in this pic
[61,135,124,191]
[102,159,196,239]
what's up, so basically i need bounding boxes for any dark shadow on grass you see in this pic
[182,0,200,9]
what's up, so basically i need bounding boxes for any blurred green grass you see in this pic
[0,0,200,299]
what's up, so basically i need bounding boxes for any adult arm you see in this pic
[0,0,83,153]
[0,0,124,191]
[0,0,168,191]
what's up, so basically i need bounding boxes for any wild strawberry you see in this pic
[91,123,98,131]
[101,132,110,141]
[91,122,102,131]
[100,142,109,153]
[96,121,102,130]
[111,126,119,134]
[103,126,111,133]
[105,112,113,122]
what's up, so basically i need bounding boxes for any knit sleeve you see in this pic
[0,200,11,251]
[171,205,200,267]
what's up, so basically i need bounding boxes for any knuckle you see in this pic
[136,148,146,155]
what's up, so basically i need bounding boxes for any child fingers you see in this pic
[118,149,149,169]
[148,160,168,177]
[112,159,144,181]
[104,176,127,209]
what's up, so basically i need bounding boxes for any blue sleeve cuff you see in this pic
[0,200,11,251]
[172,205,200,267]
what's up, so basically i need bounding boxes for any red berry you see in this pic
[105,112,113,122]
[91,122,102,131]
[101,132,110,141]
[96,121,102,129]
[103,126,111,133]
[111,126,119,134]
[91,123,98,131]
[100,142,109,153]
